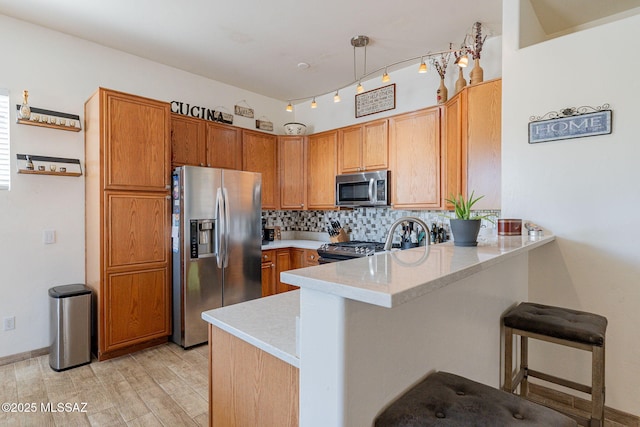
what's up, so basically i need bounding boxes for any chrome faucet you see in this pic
[383,216,430,251]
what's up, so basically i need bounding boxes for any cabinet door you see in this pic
[104,267,170,351]
[338,125,363,173]
[443,93,466,209]
[363,119,389,171]
[106,192,170,268]
[290,248,306,270]
[275,249,292,293]
[307,131,338,210]
[170,114,206,167]
[243,130,278,210]
[261,261,276,297]
[103,90,170,191]
[389,107,441,209]
[305,249,319,267]
[466,79,501,210]
[279,136,306,210]
[206,122,242,170]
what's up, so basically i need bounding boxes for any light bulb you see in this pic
[311,98,317,109]
[356,82,364,93]
[334,91,341,103]
[286,102,293,112]
[382,70,390,83]
[418,61,428,73]
[457,55,469,68]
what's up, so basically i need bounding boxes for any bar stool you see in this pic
[503,302,607,427]
[375,371,577,426]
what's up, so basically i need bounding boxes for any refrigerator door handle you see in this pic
[222,187,231,268]
[215,187,224,269]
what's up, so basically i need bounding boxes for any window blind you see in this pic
[0,89,10,190]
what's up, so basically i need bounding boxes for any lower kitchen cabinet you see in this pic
[262,247,319,297]
[104,268,170,352]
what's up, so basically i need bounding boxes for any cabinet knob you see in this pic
[263,255,267,259]
[300,204,304,207]
[271,264,275,268]
[165,195,171,200]
[165,185,171,190]
[200,163,205,166]
[310,255,315,259]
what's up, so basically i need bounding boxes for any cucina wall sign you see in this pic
[170,101,234,124]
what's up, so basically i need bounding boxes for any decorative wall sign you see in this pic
[234,105,254,118]
[528,104,612,144]
[256,119,273,132]
[355,84,396,118]
[170,101,233,124]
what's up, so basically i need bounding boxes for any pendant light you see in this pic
[286,102,293,112]
[356,82,364,94]
[382,68,390,82]
[333,90,341,103]
[310,97,317,109]
[418,57,428,73]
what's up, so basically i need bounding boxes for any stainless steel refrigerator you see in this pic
[171,166,262,348]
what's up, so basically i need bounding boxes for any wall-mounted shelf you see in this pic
[16,154,83,177]
[15,105,81,132]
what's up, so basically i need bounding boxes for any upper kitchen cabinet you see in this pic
[243,130,278,210]
[101,90,171,191]
[171,113,206,167]
[205,122,242,170]
[389,107,441,209]
[443,78,501,210]
[278,135,306,210]
[337,119,388,174]
[170,115,242,170]
[307,130,338,210]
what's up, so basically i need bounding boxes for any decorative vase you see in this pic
[437,78,448,104]
[455,68,467,93]
[19,90,31,120]
[470,58,484,85]
[449,219,482,247]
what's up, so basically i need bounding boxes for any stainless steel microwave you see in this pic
[335,170,390,207]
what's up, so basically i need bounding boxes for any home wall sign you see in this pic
[528,104,611,144]
[234,105,254,118]
[171,101,233,124]
[355,84,396,118]
[255,119,273,132]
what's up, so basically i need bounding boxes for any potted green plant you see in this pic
[445,191,493,247]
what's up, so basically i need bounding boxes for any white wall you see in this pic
[503,1,640,414]
[0,14,289,358]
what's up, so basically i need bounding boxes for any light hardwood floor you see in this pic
[0,343,209,426]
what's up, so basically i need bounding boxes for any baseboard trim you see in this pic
[528,383,640,427]
[0,347,49,367]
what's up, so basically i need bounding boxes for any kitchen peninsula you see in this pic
[203,233,555,427]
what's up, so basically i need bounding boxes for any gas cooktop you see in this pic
[317,241,385,261]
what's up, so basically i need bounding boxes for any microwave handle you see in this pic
[368,178,376,203]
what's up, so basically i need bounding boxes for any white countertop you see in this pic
[202,290,300,367]
[261,239,324,250]
[281,234,556,308]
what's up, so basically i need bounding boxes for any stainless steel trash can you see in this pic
[49,284,91,371]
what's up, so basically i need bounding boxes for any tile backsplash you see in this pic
[263,208,500,244]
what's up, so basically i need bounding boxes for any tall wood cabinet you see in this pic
[307,130,338,209]
[85,88,171,361]
[279,136,306,210]
[389,107,441,209]
[243,130,278,210]
[443,78,501,210]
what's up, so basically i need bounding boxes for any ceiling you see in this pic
[0,1,638,102]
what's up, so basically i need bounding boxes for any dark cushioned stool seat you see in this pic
[375,371,577,426]
[503,302,607,346]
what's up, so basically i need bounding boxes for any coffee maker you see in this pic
[261,217,268,244]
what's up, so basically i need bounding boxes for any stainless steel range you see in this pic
[317,241,386,264]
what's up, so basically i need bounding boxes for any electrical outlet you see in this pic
[43,229,56,244]
[3,316,15,331]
